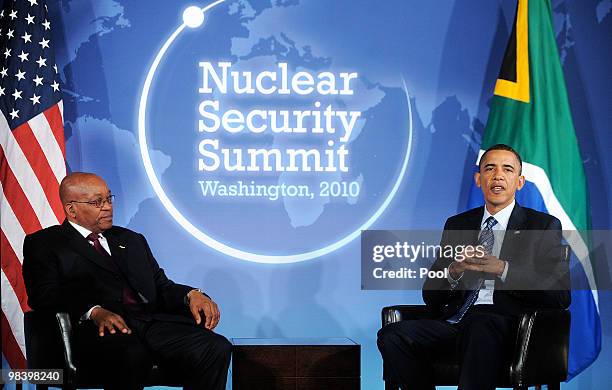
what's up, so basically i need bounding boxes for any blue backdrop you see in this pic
[35,0,612,388]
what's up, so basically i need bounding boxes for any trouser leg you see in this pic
[75,322,151,390]
[143,321,232,390]
[377,319,458,390]
[457,310,517,390]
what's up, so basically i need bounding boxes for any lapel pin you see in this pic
[514,231,521,234]
[118,245,126,249]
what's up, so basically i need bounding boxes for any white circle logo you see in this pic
[138,1,413,263]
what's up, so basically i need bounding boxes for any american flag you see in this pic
[1,0,65,369]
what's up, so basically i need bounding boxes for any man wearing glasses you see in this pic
[22,172,231,390]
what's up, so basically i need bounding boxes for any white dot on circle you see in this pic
[183,6,205,28]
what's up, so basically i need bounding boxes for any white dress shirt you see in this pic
[474,200,513,305]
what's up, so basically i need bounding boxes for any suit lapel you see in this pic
[104,230,149,301]
[499,203,527,262]
[466,207,484,244]
[103,230,132,277]
[60,220,118,274]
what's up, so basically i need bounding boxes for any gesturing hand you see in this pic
[90,307,132,337]
[462,254,506,277]
[188,290,220,330]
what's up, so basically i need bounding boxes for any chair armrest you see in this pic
[511,309,570,386]
[381,305,437,326]
[55,312,77,375]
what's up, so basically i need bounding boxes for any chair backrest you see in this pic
[23,311,65,369]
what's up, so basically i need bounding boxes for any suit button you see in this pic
[116,298,121,302]
[114,275,120,280]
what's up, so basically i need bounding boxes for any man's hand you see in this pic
[462,254,506,277]
[89,307,131,337]
[448,260,469,279]
[188,290,220,330]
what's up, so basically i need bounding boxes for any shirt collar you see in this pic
[68,220,102,240]
[482,199,515,230]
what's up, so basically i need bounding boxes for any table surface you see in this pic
[231,337,358,346]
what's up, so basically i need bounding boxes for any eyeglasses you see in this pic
[69,195,115,209]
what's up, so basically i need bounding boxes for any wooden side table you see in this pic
[231,337,360,390]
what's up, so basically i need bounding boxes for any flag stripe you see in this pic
[0,231,29,312]
[1,311,27,369]
[0,147,43,234]
[0,180,27,262]
[0,112,59,228]
[12,122,64,222]
[0,181,29,313]
[31,106,67,182]
[42,102,66,159]
[1,271,27,361]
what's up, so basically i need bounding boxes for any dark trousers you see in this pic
[75,317,232,390]
[377,306,517,390]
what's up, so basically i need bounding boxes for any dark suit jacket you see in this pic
[23,220,198,324]
[422,204,570,318]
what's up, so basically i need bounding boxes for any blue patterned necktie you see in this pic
[446,216,498,324]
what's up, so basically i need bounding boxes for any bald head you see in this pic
[59,172,105,204]
[60,172,114,233]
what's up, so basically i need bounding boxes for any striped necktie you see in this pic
[446,216,497,323]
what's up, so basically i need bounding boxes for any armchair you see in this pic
[24,311,181,390]
[380,305,570,390]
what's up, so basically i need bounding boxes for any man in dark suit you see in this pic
[377,144,570,390]
[22,172,231,390]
